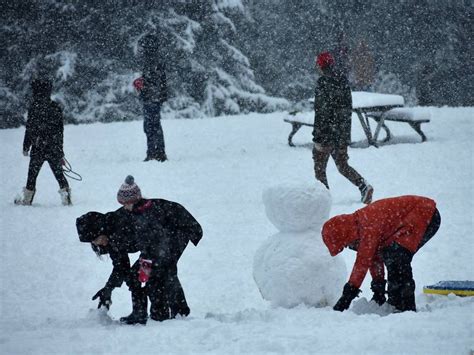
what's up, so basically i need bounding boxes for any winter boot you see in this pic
[397,280,417,312]
[120,289,148,325]
[359,182,374,204]
[14,187,35,206]
[156,153,167,162]
[59,187,72,206]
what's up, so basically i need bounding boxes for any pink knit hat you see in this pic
[117,175,142,205]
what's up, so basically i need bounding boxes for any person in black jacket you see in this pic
[136,32,168,162]
[313,52,373,204]
[76,175,203,325]
[15,79,71,206]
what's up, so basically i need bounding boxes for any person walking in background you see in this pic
[351,39,375,91]
[135,31,169,162]
[322,195,441,313]
[416,62,435,106]
[313,51,373,204]
[76,175,203,325]
[15,79,71,206]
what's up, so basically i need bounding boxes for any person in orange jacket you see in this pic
[322,195,441,312]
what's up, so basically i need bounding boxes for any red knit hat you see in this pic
[316,52,335,69]
[117,175,142,205]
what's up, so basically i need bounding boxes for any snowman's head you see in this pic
[262,183,331,232]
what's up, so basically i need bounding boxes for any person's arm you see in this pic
[91,248,131,309]
[369,252,384,281]
[333,234,380,311]
[49,102,65,157]
[348,233,380,289]
[158,64,168,104]
[313,78,330,144]
[104,248,132,289]
[56,103,65,157]
[23,105,36,154]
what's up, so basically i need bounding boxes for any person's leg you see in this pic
[143,102,166,160]
[121,260,148,324]
[143,103,154,160]
[166,269,190,318]
[312,144,331,189]
[148,233,189,321]
[383,243,416,312]
[332,147,373,203]
[331,147,364,187]
[26,154,44,191]
[47,157,71,205]
[47,158,69,189]
[416,209,441,252]
[152,104,166,159]
[166,235,191,318]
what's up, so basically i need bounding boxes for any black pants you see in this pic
[128,233,190,321]
[26,153,69,191]
[382,209,441,311]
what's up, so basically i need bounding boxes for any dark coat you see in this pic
[23,81,65,158]
[312,69,352,147]
[76,198,202,290]
[130,198,203,260]
[140,64,168,104]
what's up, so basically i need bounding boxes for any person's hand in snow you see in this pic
[333,283,361,311]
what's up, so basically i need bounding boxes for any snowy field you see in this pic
[1,106,473,354]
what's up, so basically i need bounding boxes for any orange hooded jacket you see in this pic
[322,195,437,289]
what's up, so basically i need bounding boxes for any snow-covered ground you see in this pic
[1,106,473,354]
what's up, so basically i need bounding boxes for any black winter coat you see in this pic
[98,208,140,290]
[140,64,168,104]
[23,97,65,158]
[131,198,203,260]
[312,70,352,147]
[95,199,202,290]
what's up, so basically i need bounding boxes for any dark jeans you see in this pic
[26,153,69,191]
[312,145,364,189]
[128,232,190,320]
[382,209,441,311]
[143,102,165,158]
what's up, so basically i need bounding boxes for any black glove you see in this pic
[370,279,387,306]
[92,287,112,309]
[333,283,361,312]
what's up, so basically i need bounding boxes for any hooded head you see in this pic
[322,213,359,256]
[76,212,107,243]
[31,79,52,99]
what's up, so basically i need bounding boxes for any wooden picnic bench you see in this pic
[366,107,431,143]
[284,92,431,147]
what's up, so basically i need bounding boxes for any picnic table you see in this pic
[284,91,431,147]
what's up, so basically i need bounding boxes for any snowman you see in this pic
[253,183,347,308]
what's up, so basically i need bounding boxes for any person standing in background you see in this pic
[351,40,375,91]
[15,78,71,206]
[332,30,351,78]
[136,31,168,162]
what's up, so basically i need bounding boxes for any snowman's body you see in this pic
[253,183,347,308]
